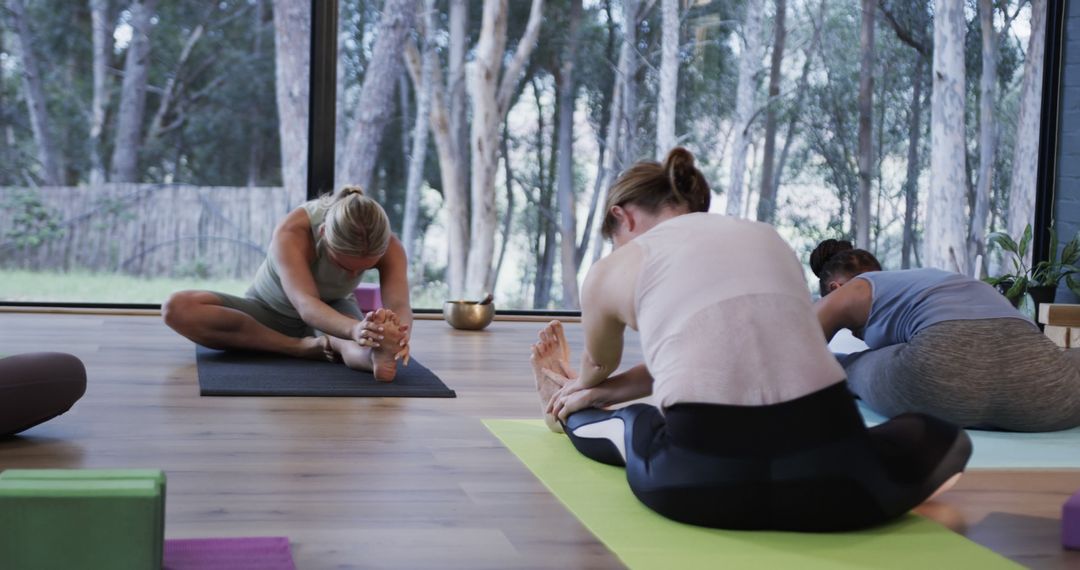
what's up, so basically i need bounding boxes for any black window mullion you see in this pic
[307,0,339,201]
[1033,0,1067,264]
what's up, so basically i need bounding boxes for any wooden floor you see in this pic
[1,312,1078,569]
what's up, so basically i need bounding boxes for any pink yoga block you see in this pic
[1066,489,1080,550]
[353,283,383,313]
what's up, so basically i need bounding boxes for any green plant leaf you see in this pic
[1018,292,1037,320]
[1063,235,1080,266]
[1033,261,1056,285]
[987,231,1019,255]
[1019,223,1033,259]
[1048,223,1060,266]
[1068,275,1080,298]
[1011,255,1024,275]
[1005,277,1027,300]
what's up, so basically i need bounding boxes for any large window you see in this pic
[0,0,284,303]
[1,0,1052,310]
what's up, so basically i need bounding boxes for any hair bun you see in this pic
[809,239,854,277]
[663,147,710,212]
[664,147,695,200]
[339,185,366,198]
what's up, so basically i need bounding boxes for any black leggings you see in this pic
[562,382,971,532]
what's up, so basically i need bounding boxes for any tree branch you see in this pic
[146,24,204,143]
[497,0,546,117]
[878,0,928,57]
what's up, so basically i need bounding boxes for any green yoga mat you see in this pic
[485,419,1018,570]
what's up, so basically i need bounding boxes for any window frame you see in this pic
[1,0,1065,313]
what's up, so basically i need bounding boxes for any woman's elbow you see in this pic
[291,296,320,324]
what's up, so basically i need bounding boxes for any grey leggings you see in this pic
[842,318,1080,432]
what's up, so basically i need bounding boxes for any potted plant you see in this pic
[985,223,1080,319]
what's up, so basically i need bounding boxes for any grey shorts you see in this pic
[213,291,363,338]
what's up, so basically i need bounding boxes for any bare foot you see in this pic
[369,309,401,382]
[532,320,574,433]
[549,320,572,365]
[317,335,340,362]
[294,336,334,361]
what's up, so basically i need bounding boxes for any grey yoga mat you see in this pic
[195,345,456,398]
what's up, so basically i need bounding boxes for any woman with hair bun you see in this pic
[529,148,972,531]
[163,185,412,381]
[811,239,1080,431]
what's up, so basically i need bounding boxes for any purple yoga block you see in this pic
[1065,488,1080,550]
[353,283,383,313]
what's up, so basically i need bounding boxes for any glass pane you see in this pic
[0,0,290,303]
[333,0,1046,310]
[2,1,1047,310]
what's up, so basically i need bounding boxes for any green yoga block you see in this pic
[0,473,164,569]
[0,469,166,567]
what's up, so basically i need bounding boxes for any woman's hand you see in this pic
[393,324,411,365]
[349,316,385,348]
[545,373,606,423]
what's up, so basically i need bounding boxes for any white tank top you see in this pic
[632,213,844,408]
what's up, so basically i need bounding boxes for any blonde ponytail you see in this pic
[320,185,391,257]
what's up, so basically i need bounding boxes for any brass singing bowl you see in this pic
[443,300,495,330]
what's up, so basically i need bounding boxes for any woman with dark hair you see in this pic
[528,148,972,532]
[811,239,1080,432]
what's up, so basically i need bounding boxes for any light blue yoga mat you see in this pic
[857,402,1080,469]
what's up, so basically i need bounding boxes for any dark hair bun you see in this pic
[663,147,710,213]
[809,239,854,277]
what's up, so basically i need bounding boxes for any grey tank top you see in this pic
[856,268,1035,349]
[247,200,364,318]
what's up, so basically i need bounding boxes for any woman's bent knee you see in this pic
[162,290,213,331]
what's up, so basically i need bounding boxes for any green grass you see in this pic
[0,269,249,304]
[0,269,454,309]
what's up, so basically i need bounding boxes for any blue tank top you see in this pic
[856,268,1035,348]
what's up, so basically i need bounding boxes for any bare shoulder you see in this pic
[271,207,315,260]
[583,243,643,291]
[277,206,313,234]
[818,277,873,326]
[839,276,873,301]
[582,243,644,324]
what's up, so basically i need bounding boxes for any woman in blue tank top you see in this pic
[811,239,1080,432]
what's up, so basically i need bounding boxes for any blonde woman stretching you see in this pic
[532,148,971,531]
[164,186,411,381]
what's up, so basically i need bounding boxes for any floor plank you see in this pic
[1,313,1078,568]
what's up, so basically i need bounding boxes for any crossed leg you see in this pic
[165,291,406,381]
[163,291,325,359]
